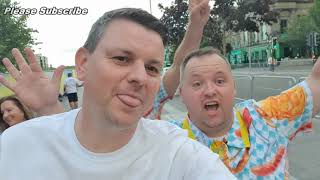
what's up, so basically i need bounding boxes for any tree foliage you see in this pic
[213,0,277,32]
[284,15,314,48]
[284,0,320,49]
[309,0,320,31]
[0,0,38,72]
[158,0,278,64]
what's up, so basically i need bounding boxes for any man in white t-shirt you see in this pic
[64,72,82,109]
[0,6,235,180]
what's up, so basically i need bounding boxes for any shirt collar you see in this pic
[187,110,246,149]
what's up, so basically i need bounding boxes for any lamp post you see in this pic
[248,32,252,72]
[149,0,152,15]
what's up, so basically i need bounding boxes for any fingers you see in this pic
[2,58,22,81]
[189,0,207,10]
[51,65,65,87]
[200,0,210,15]
[0,75,15,92]
[194,0,209,12]
[311,58,320,78]
[11,48,31,74]
[25,48,43,73]
[201,0,210,10]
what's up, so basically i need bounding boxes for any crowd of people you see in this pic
[0,0,319,179]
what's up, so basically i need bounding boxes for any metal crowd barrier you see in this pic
[233,74,298,102]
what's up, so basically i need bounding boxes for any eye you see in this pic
[192,81,201,88]
[112,56,129,64]
[145,65,160,76]
[216,79,225,85]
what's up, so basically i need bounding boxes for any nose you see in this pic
[203,82,216,97]
[127,60,148,87]
[3,111,9,121]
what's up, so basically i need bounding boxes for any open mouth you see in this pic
[204,102,219,111]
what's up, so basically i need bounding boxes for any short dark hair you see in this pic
[180,47,231,82]
[0,95,34,132]
[67,72,72,77]
[83,8,168,54]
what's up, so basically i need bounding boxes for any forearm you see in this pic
[306,78,320,117]
[173,21,205,67]
[163,22,205,96]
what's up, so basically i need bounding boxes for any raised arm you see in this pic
[0,48,65,116]
[162,0,210,96]
[306,59,320,116]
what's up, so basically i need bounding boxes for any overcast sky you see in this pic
[16,0,171,67]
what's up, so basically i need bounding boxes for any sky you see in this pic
[16,0,172,67]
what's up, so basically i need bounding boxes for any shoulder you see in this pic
[169,134,236,179]
[140,118,215,155]
[140,118,186,137]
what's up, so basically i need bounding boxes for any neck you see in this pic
[75,109,137,153]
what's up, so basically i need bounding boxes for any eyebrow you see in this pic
[115,48,163,67]
[189,71,226,77]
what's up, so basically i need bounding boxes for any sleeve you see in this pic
[255,81,313,140]
[143,80,173,119]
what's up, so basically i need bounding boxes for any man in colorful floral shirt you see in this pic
[159,47,317,179]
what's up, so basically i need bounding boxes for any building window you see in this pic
[280,19,287,33]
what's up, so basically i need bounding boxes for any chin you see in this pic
[205,117,225,128]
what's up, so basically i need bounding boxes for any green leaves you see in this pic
[0,0,38,72]
[284,0,320,49]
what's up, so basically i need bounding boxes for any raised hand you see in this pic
[0,48,65,116]
[189,0,210,26]
[307,58,320,116]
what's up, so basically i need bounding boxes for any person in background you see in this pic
[312,53,317,65]
[64,72,83,109]
[0,95,33,133]
[169,47,320,179]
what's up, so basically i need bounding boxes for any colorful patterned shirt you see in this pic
[143,80,172,119]
[171,81,313,179]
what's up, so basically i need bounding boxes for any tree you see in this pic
[284,0,320,55]
[309,0,320,31]
[158,0,278,64]
[284,15,314,48]
[213,0,278,32]
[158,0,189,64]
[0,0,38,72]
[158,0,223,64]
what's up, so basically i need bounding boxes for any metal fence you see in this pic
[234,74,299,102]
[234,74,320,118]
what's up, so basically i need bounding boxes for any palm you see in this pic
[14,72,59,112]
[189,0,210,25]
[0,48,64,114]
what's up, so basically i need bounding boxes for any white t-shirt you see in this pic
[0,109,235,180]
[64,77,81,94]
